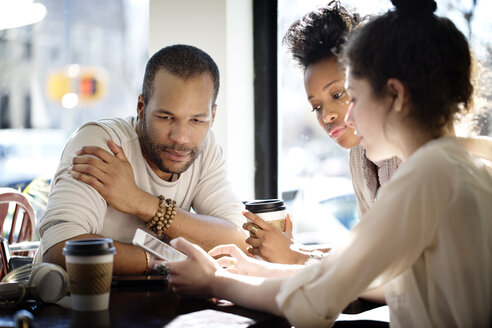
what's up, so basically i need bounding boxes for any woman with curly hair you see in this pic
[243,1,399,269]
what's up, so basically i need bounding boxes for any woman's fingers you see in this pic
[216,256,238,268]
[242,211,271,230]
[242,223,265,239]
[209,244,245,259]
[284,213,293,239]
[247,246,261,257]
[167,238,219,299]
[167,238,205,277]
[170,237,202,258]
[245,236,261,247]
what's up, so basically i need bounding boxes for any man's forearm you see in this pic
[129,192,249,253]
[42,234,148,275]
[165,209,249,253]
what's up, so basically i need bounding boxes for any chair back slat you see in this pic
[0,203,8,232]
[0,188,37,278]
[0,238,9,278]
[8,206,21,244]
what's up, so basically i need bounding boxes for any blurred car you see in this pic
[318,194,359,230]
[0,129,65,187]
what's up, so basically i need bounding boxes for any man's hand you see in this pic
[242,211,308,264]
[69,139,147,216]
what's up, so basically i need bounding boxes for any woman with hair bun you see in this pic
[165,1,492,327]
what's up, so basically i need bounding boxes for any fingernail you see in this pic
[75,148,81,155]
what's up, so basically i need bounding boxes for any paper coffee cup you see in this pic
[63,238,116,311]
[245,199,287,231]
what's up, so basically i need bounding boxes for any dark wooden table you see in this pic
[0,276,388,327]
[0,276,290,327]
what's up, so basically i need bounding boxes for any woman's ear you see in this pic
[386,78,409,113]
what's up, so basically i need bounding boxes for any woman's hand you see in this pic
[242,211,308,264]
[167,237,221,298]
[209,244,273,277]
[169,239,287,316]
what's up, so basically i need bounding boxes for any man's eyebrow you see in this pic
[307,79,340,100]
[155,109,211,118]
[191,112,211,118]
[155,109,174,115]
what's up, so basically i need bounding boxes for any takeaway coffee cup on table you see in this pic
[63,238,116,311]
[245,199,287,231]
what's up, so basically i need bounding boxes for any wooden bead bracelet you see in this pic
[146,195,177,238]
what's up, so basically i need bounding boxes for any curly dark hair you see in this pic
[142,44,220,107]
[343,0,473,136]
[283,0,361,70]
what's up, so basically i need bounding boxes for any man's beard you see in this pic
[141,122,204,175]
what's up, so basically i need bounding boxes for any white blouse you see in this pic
[276,137,492,327]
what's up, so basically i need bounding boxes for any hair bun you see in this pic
[391,0,437,17]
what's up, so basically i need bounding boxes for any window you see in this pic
[0,0,149,192]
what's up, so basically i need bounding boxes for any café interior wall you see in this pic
[149,0,255,200]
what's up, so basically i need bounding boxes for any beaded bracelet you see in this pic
[146,195,177,238]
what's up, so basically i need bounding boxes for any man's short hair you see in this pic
[142,44,220,107]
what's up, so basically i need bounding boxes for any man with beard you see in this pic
[35,45,248,275]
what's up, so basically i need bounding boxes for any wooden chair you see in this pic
[0,188,37,278]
